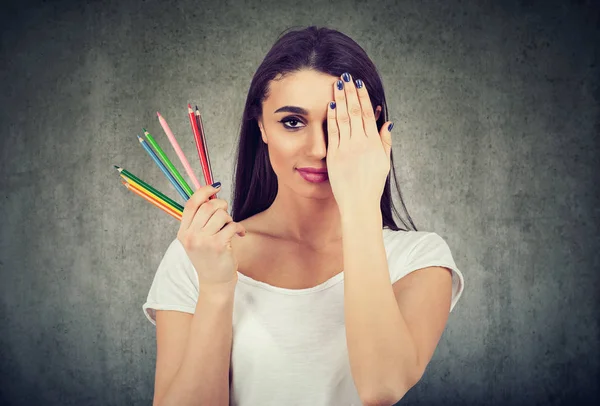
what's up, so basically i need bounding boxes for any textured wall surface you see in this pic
[1,0,598,405]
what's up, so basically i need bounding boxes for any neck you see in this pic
[261,184,342,249]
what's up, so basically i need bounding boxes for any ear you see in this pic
[375,105,382,121]
[258,120,268,144]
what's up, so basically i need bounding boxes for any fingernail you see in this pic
[388,122,394,132]
[342,72,351,82]
[211,181,221,188]
[330,101,336,109]
[355,79,363,89]
[337,80,344,90]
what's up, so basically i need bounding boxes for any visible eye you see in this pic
[278,116,306,130]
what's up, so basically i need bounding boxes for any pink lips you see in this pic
[297,167,328,174]
[297,168,328,183]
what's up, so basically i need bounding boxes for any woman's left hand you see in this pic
[326,72,394,215]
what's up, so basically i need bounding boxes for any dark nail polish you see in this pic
[355,79,363,89]
[330,101,336,109]
[337,80,344,90]
[342,72,351,82]
[388,122,394,132]
[211,181,221,188]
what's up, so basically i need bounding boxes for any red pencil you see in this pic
[195,105,214,186]
[187,103,215,200]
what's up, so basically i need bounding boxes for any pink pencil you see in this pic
[157,111,202,191]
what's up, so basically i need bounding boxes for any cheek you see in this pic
[266,135,300,174]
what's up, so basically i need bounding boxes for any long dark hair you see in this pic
[231,25,418,232]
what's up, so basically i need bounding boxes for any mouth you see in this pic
[296,167,328,174]
[296,168,329,183]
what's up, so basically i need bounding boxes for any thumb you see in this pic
[380,121,394,160]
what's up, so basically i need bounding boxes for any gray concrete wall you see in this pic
[1,0,598,405]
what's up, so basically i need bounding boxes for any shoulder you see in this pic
[384,229,455,264]
[384,228,465,312]
[230,212,271,271]
[383,228,455,278]
[383,228,441,252]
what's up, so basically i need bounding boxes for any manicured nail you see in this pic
[337,80,344,90]
[211,181,221,188]
[355,79,363,89]
[388,122,394,132]
[342,72,351,82]
[330,101,336,109]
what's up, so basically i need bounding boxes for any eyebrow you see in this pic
[273,106,309,115]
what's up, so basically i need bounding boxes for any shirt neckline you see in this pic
[236,270,344,295]
[234,228,395,295]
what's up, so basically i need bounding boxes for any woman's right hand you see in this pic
[177,183,247,287]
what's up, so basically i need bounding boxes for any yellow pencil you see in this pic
[121,180,182,221]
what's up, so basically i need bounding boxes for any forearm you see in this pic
[159,283,236,406]
[341,207,417,404]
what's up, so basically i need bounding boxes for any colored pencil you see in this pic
[195,105,214,186]
[114,165,184,212]
[121,176,182,215]
[157,111,202,191]
[137,134,190,201]
[120,174,183,213]
[143,128,194,197]
[121,180,182,221]
[187,104,213,193]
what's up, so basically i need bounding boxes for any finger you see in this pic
[327,100,339,151]
[180,183,222,231]
[188,198,228,234]
[340,72,365,140]
[380,121,394,162]
[202,208,232,236]
[334,78,350,145]
[354,78,379,139]
[215,220,246,246]
[204,208,247,242]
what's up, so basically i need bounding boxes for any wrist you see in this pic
[198,274,238,303]
[340,204,382,226]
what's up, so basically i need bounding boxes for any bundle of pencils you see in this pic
[115,104,215,221]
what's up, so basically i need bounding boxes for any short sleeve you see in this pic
[142,238,200,326]
[387,231,465,313]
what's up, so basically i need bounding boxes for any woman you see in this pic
[142,25,465,406]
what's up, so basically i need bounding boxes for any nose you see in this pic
[305,122,328,159]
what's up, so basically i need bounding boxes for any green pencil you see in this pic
[114,165,184,212]
[142,128,195,197]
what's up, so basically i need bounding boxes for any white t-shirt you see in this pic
[142,228,465,406]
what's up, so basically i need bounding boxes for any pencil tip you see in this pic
[157,111,161,117]
[113,165,119,169]
[142,127,147,133]
[188,103,192,109]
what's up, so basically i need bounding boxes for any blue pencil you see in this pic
[137,134,190,201]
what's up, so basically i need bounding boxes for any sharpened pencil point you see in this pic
[157,111,161,118]
[137,134,142,141]
[142,127,147,133]
[188,103,192,109]
[114,165,120,169]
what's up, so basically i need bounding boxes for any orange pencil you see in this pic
[121,180,182,221]
[124,177,183,216]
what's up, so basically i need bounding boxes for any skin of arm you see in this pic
[154,280,236,406]
[341,204,452,406]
